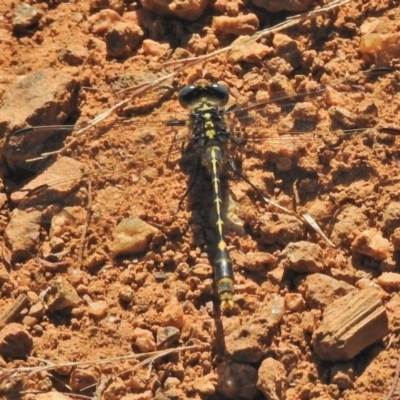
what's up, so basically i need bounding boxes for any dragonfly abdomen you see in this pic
[204,145,234,309]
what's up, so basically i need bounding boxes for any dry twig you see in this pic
[0,345,199,387]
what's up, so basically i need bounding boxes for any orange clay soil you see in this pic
[0,0,400,399]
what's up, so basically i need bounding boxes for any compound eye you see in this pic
[178,85,198,107]
[208,83,229,106]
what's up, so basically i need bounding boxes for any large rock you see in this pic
[0,69,79,137]
[312,288,389,361]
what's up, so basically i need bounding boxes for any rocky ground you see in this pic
[0,0,400,399]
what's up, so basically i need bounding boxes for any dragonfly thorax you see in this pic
[191,104,231,146]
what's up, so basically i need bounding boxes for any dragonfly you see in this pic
[3,66,399,310]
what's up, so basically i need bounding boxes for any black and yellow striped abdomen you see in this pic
[203,145,234,309]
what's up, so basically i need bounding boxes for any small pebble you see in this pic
[142,39,171,57]
[13,3,43,31]
[0,323,33,359]
[89,9,122,34]
[376,272,400,290]
[192,263,212,279]
[273,33,301,68]
[44,278,82,311]
[22,316,38,327]
[212,14,259,36]
[351,229,391,261]
[227,36,273,63]
[69,366,101,391]
[330,363,354,390]
[27,291,39,302]
[133,328,156,352]
[160,303,184,329]
[282,241,324,273]
[105,21,144,58]
[381,202,400,234]
[156,326,180,349]
[142,0,208,21]
[224,333,263,363]
[242,251,277,272]
[284,293,305,312]
[267,266,286,285]
[111,217,159,257]
[68,269,85,285]
[87,300,108,319]
[301,310,321,334]
[331,206,368,247]
[119,286,135,302]
[164,377,181,389]
[257,214,304,246]
[57,44,88,66]
[268,294,285,323]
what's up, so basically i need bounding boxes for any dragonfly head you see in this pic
[178,83,229,109]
